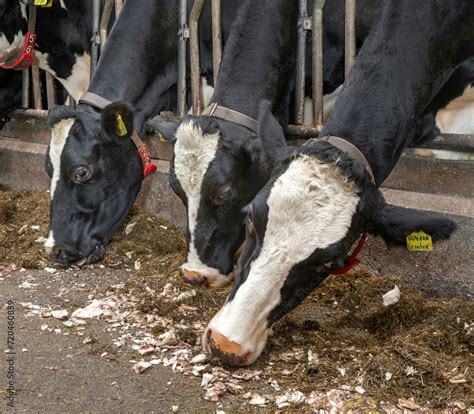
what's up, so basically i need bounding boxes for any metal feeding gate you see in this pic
[180,0,357,138]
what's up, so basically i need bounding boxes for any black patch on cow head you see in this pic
[46,102,143,266]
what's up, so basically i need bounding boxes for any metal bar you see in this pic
[11,109,49,120]
[344,0,356,78]
[211,0,222,87]
[22,69,30,108]
[99,0,114,49]
[32,64,42,110]
[45,72,56,109]
[177,0,188,117]
[114,0,123,16]
[312,0,326,129]
[189,0,206,116]
[295,0,309,125]
[286,124,323,139]
[91,0,101,76]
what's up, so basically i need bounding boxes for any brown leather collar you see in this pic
[79,92,113,109]
[202,103,259,133]
[305,136,376,185]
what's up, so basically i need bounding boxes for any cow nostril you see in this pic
[181,268,206,285]
[204,329,251,367]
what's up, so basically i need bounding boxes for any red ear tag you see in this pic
[136,143,158,178]
[0,32,36,70]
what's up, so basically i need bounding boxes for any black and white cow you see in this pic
[0,0,99,100]
[44,0,241,265]
[203,0,472,366]
[169,0,301,287]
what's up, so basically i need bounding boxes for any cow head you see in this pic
[169,103,285,287]
[44,102,143,265]
[203,110,457,366]
[0,0,27,61]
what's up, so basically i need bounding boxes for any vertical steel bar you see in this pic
[344,0,356,78]
[22,69,30,108]
[114,0,123,16]
[99,0,114,49]
[32,64,43,110]
[45,72,56,109]
[211,0,222,87]
[312,0,326,129]
[177,0,188,117]
[295,0,308,125]
[91,0,101,76]
[189,0,206,116]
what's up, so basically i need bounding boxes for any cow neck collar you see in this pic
[304,135,375,277]
[305,135,376,186]
[0,1,52,70]
[79,92,158,178]
[202,103,259,133]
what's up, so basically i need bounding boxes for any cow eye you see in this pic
[214,188,233,206]
[72,166,91,184]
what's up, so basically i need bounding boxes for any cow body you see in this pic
[204,0,472,366]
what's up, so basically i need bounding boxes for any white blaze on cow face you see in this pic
[43,118,74,253]
[174,121,231,287]
[204,155,360,364]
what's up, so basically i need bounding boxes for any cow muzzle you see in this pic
[181,265,234,288]
[50,243,106,267]
[202,328,256,366]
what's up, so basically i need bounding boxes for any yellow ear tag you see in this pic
[116,114,128,137]
[406,231,433,251]
[34,0,53,7]
[159,133,168,142]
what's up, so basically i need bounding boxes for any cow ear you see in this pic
[48,104,77,128]
[369,202,457,245]
[257,100,287,150]
[101,102,134,141]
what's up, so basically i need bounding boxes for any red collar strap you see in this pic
[330,233,368,275]
[79,92,158,178]
[0,1,51,71]
[0,31,36,70]
[131,133,158,177]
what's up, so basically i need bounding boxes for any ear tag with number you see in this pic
[116,114,128,137]
[406,231,433,251]
[34,0,53,7]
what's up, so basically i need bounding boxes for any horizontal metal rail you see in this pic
[10,109,49,120]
